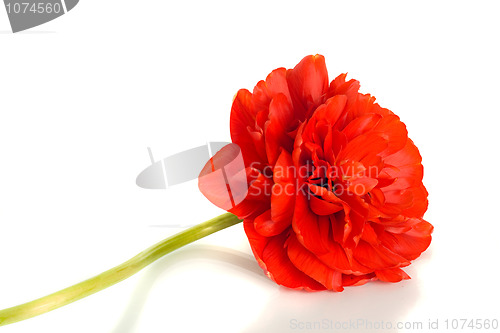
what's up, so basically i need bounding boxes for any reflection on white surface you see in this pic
[110,245,267,333]
[245,281,419,333]
[110,244,419,333]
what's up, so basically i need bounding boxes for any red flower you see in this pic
[199,55,433,291]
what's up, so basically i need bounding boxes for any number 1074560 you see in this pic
[5,2,62,14]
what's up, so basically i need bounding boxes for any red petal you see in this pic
[336,194,369,249]
[338,132,388,164]
[372,114,408,157]
[381,163,423,192]
[286,55,329,120]
[329,129,348,159]
[230,89,266,166]
[309,95,347,126]
[401,183,428,218]
[382,189,414,210]
[360,223,380,246]
[271,150,296,224]
[327,73,361,113]
[342,113,382,141]
[309,195,343,215]
[287,235,344,291]
[292,191,329,254]
[342,273,376,286]
[265,67,292,103]
[254,208,291,237]
[228,168,273,218]
[252,67,293,107]
[316,240,373,275]
[375,268,410,282]
[244,221,325,291]
[265,94,295,165]
[377,220,433,261]
[228,169,272,219]
[347,176,378,196]
[384,138,422,167]
[269,182,296,216]
[353,240,409,270]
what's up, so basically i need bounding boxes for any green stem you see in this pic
[0,213,242,327]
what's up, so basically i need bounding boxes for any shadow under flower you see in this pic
[110,244,267,333]
[111,244,420,333]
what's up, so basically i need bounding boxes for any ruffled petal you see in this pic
[353,240,410,270]
[338,132,388,164]
[342,113,382,141]
[384,138,422,167]
[347,176,378,196]
[287,234,344,291]
[254,208,291,237]
[309,195,343,215]
[230,89,266,166]
[316,240,373,275]
[292,191,329,254]
[375,268,411,282]
[265,94,295,165]
[244,221,326,290]
[271,150,296,226]
[342,273,376,286]
[376,219,433,261]
[402,184,428,218]
[286,55,329,120]
[327,73,360,110]
[372,114,408,157]
[252,67,292,109]
[308,95,347,127]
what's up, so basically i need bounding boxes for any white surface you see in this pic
[1,1,499,332]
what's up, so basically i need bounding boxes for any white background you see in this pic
[1,1,500,332]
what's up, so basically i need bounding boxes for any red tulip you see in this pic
[199,55,433,291]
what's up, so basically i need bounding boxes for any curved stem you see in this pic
[0,213,242,327]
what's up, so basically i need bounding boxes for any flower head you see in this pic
[199,55,433,291]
